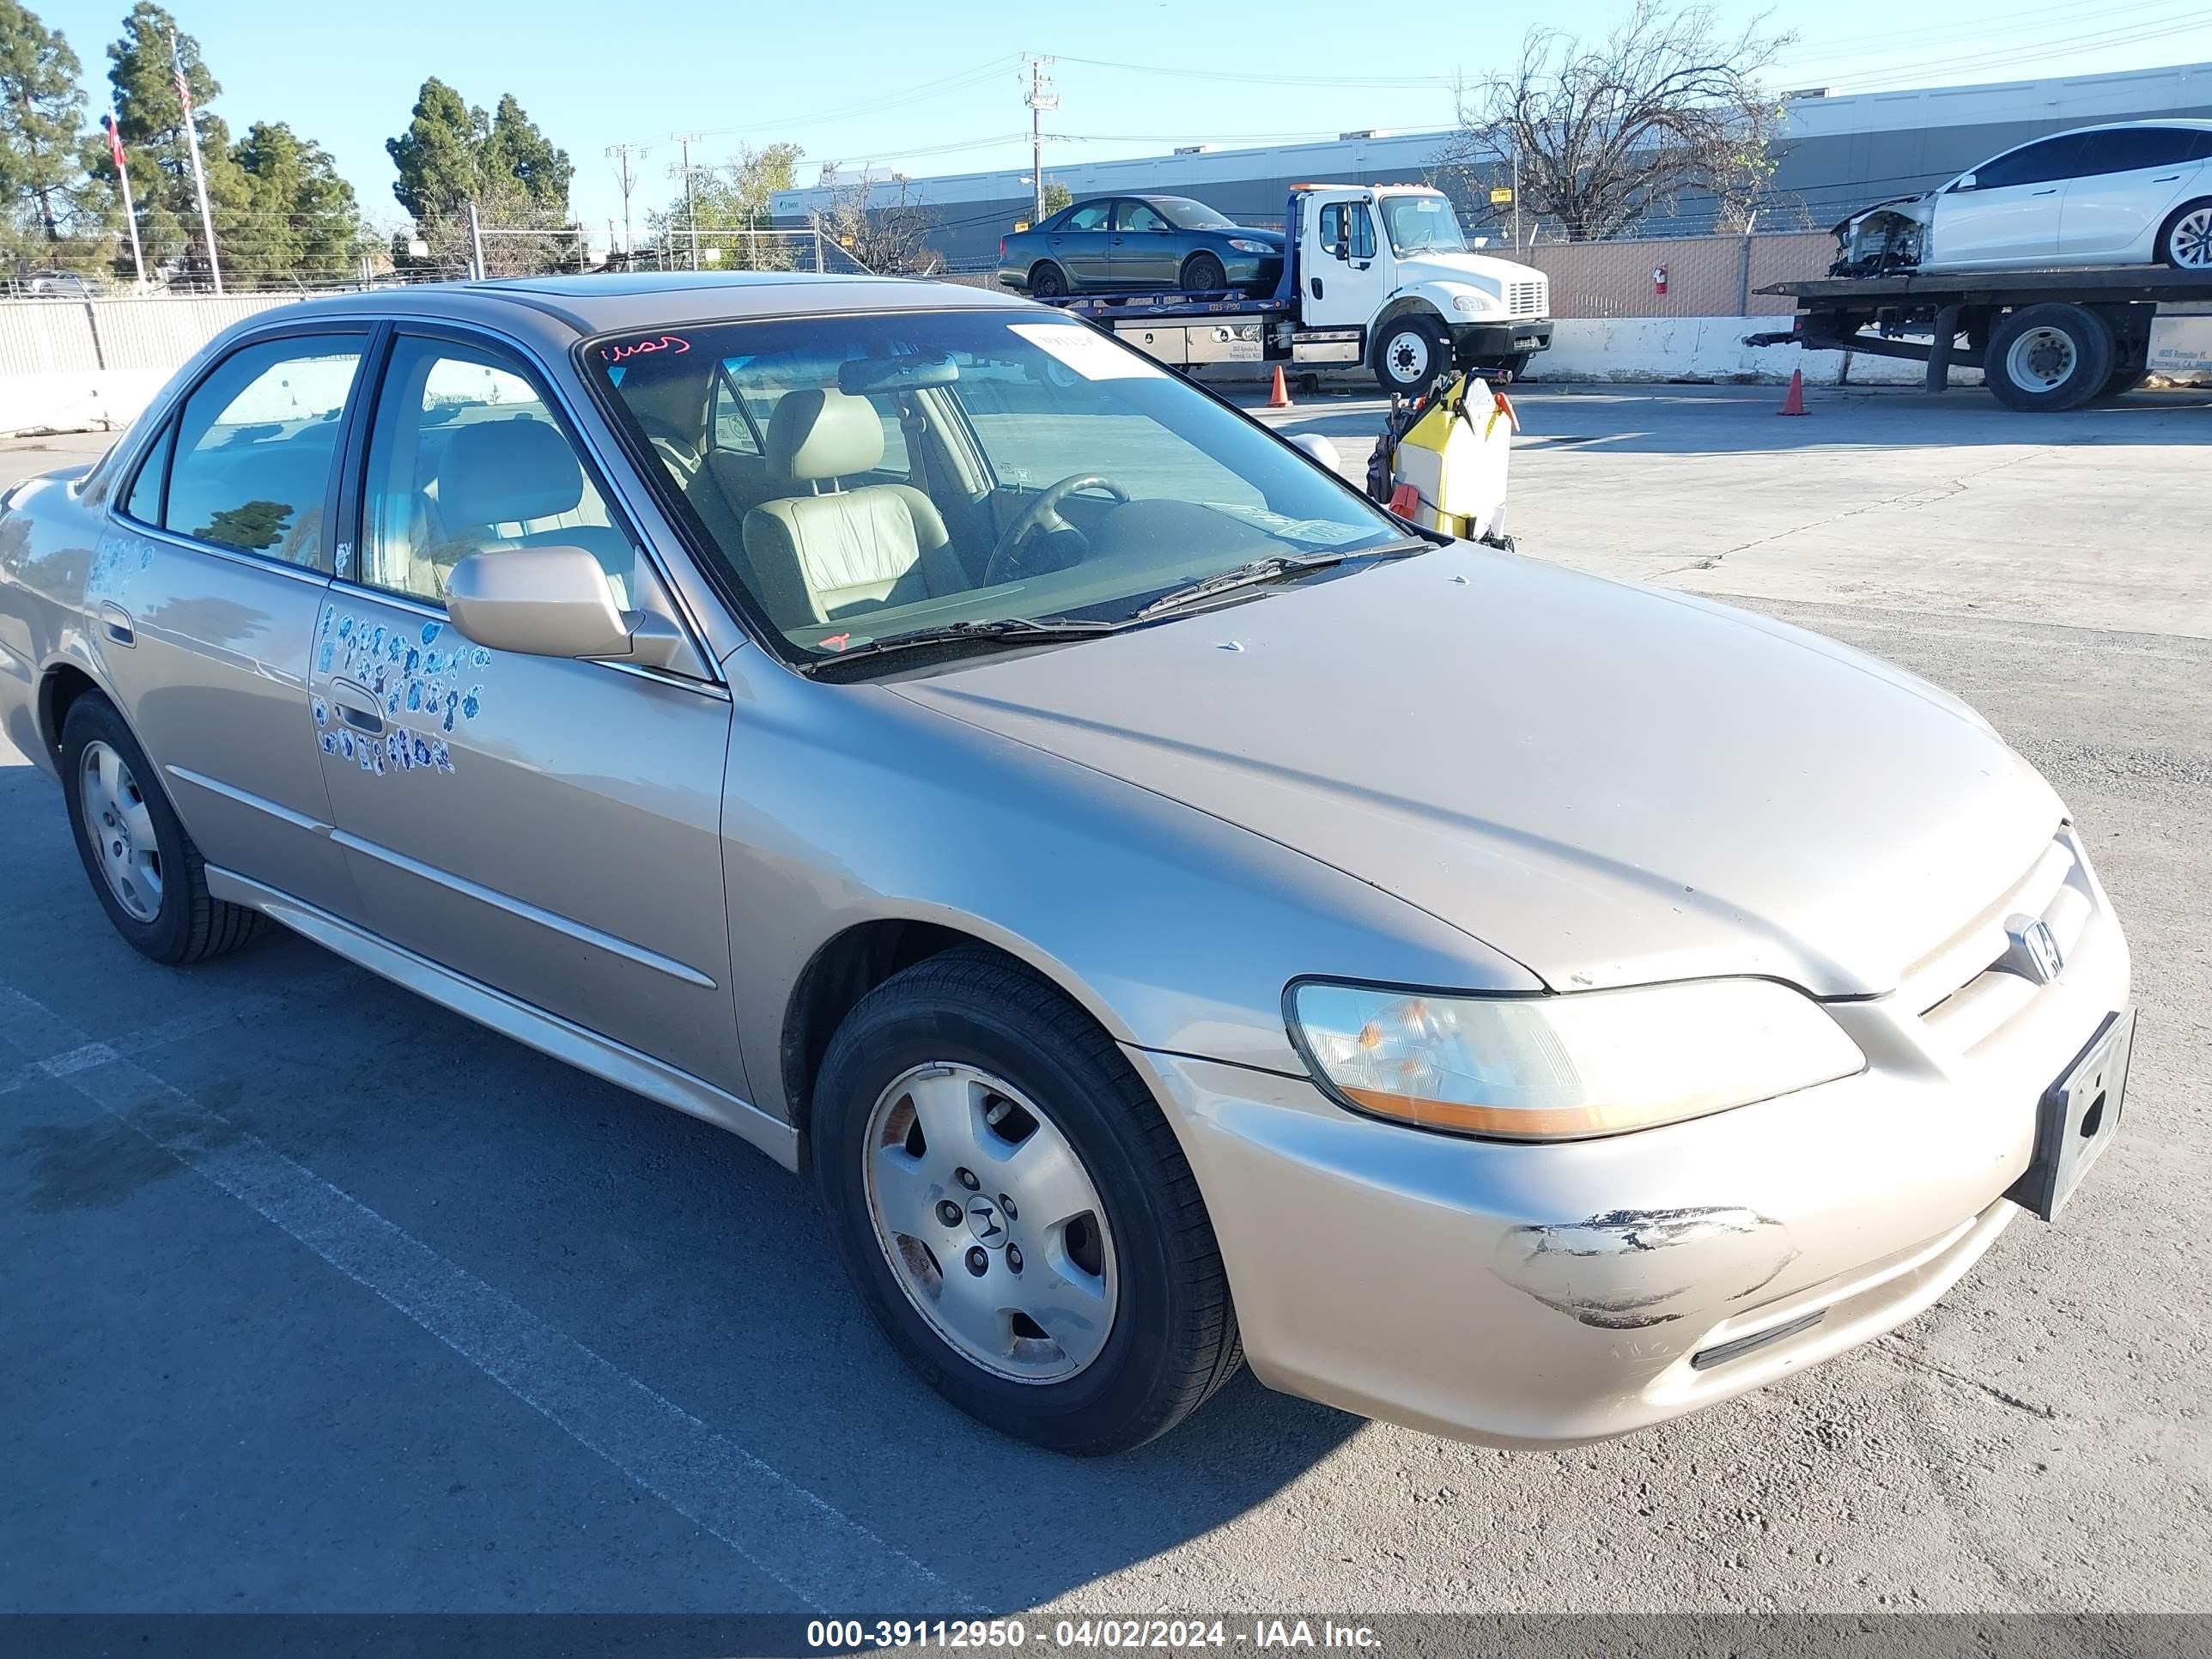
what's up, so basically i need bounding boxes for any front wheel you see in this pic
[1373,313,1447,397]
[811,949,1243,1455]
[1181,252,1226,293]
[1983,303,2114,413]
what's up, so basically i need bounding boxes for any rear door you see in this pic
[309,325,744,1095]
[1110,198,1179,289]
[1046,199,1113,288]
[2058,126,2212,261]
[96,325,372,920]
[1930,134,2094,268]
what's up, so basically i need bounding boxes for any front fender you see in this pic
[1389,279,1502,324]
[717,655,1536,1125]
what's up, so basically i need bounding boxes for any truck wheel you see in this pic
[1984,304,2113,412]
[1029,262,1069,300]
[811,948,1243,1455]
[1181,252,1226,293]
[61,695,262,965]
[1373,313,1446,397]
[2156,199,2212,269]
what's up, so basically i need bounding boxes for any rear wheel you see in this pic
[60,695,262,965]
[1373,313,1447,397]
[2157,198,2212,269]
[1181,252,1226,293]
[1029,261,1069,300]
[811,949,1242,1455]
[1983,303,2114,413]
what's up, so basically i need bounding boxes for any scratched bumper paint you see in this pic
[1129,910,2125,1447]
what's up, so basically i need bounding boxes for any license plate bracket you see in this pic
[2007,1007,2135,1222]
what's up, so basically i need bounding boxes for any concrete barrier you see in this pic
[0,368,169,436]
[1525,314,1980,387]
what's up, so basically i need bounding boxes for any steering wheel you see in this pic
[982,473,1130,586]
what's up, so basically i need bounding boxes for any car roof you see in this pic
[243,270,1036,342]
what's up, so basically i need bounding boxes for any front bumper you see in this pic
[1128,833,2129,1446]
[1450,318,1553,363]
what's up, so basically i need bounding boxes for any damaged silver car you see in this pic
[0,271,2135,1455]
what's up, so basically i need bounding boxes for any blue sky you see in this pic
[33,0,2212,247]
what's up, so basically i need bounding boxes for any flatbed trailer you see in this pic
[1752,265,2212,410]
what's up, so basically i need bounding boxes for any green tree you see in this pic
[0,1,92,247]
[229,121,365,288]
[647,141,799,270]
[96,2,248,283]
[387,78,574,274]
[1039,179,1072,217]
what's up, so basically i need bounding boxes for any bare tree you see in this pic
[1449,1,1796,241]
[815,165,942,275]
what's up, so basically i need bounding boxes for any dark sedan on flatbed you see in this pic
[997,195,1284,298]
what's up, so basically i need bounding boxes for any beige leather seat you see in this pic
[739,389,962,629]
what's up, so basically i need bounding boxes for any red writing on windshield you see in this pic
[600,335,692,365]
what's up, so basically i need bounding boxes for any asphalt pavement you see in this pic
[3,387,2209,1617]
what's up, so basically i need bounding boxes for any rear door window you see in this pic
[2078,127,2212,174]
[1060,201,1111,233]
[159,336,363,568]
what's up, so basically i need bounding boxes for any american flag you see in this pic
[102,105,126,171]
[170,31,193,123]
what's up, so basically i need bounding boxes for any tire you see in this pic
[811,948,1243,1455]
[1983,303,2114,413]
[2156,198,2212,270]
[1181,252,1226,293]
[60,695,262,966]
[2095,367,2149,401]
[1373,313,1448,397]
[1028,261,1069,300]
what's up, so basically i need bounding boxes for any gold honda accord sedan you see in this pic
[0,272,2132,1454]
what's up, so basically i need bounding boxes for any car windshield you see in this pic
[587,309,1403,662]
[1379,195,1469,255]
[1155,198,1237,231]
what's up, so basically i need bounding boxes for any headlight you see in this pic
[1449,292,1496,313]
[1287,979,1865,1141]
[1225,239,1272,253]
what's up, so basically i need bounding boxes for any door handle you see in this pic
[2154,174,2181,183]
[2032,188,2058,196]
[329,678,386,735]
[97,601,134,647]
[1310,277,1324,300]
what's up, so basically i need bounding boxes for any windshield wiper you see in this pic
[1133,538,1431,622]
[800,615,1122,673]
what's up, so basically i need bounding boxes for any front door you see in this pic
[94,328,370,920]
[1302,193,1386,327]
[1932,134,2094,267]
[309,328,744,1097]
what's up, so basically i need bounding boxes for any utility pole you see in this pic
[606,143,644,257]
[1024,55,1056,224]
[673,134,702,270]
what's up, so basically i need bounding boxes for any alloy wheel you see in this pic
[79,738,162,922]
[2170,206,2212,269]
[861,1061,1118,1384]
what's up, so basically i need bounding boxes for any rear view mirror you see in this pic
[445,545,683,668]
[839,354,960,395]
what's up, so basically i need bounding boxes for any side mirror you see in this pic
[1286,433,1340,471]
[445,545,684,669]
[1953,173,1978,191]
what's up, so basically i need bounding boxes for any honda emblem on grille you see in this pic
[2002,914,2065,986]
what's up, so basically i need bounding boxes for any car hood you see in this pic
[1395,251,1546,288]
[1832,193,1933,236]
[889,544,2061,997]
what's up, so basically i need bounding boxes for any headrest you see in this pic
[440,419,584,526]
[767,388,884,482]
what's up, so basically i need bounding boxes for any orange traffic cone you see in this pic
[1268,364,1294,409]
[1778,368,1808,416]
